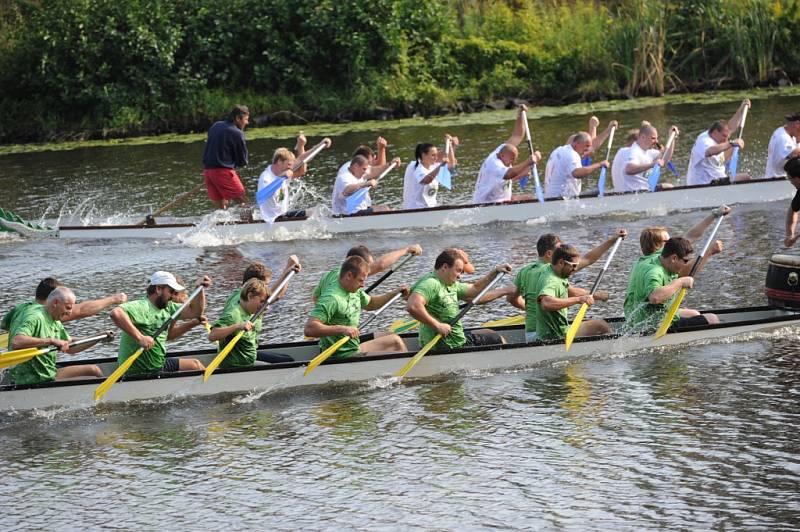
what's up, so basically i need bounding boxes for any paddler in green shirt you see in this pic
[528,244,612,342]
[8,286,112,385]
[624,236,721,332]
[406,249,512,350]
[637,205,730,263]
[209,257,301,366]
[111,271,211,376]
[304,256,408,358]
[311,243,423,302]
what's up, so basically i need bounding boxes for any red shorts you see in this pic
[203,168,245,201]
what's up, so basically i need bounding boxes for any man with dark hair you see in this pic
[687,99,750,185]
[8,286,111,385]
[304,256,408,358]
[202,105,250,210]
[311,244,423,302]
[222,258,300,314]
[111,272,211,376]
[406,250,512,350]
[766,113,800,178]
[624,237,721,332]
[782,156,800,247]
[2,277,127,336]
[522,244,611,343]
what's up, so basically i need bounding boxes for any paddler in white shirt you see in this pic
[686,99,751,185]
[766,113,800,178]
[332,153,401,215]
[624,123,679,192]
[403,135,458,209]
[544,132,609,199]
[473,104,542,204]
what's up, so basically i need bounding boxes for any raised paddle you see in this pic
[94,284,205,401]
[564,236,623,351]
[345,160,399,214]
[365,251,416,294]
[0,331,7,350]
[653,213,726,339]
[728,105,748,178]
[135,182,205,226]
[304,290,404,376]
[597,126,617,197]
[648,130,677,192]
[521,110,545,204]
[256,139,330,205]
[203,270,297,381]
[0,332,113,370]
[437,137,453,190]
[395,270,507,378]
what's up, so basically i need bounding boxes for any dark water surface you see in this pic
[1,93,799,529]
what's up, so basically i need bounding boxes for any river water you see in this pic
[0,91,799,529]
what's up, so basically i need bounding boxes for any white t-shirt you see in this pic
[332,165,371,215]
[611,147,630,192]
[687,131,726,185]
[765,126,798,178]
[403,162,438,209]
[473,144,512,203]
[257,165,290,224]
[544,144,582,198]
[624,143,661,191]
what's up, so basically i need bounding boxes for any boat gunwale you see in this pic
[55,177,789,231]
[1,305,796,394]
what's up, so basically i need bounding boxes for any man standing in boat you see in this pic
[624,237,721,332]
[765,113,800,178]
[473,104,542,203]
[331,154,400,215]
[202,105,250,210]
[406,249,512,350]
[111,272,211,376]
[686,99,751,185]
[544,132,610,199]
[624,123,679,191]
[2,277,127,334]
[8,287,111,385]
[304,256,409,358]
[782,157,800,247]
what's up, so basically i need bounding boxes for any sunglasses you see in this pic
[563,259,579,270]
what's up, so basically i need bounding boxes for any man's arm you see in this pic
[168,317,204,341]
[376,136,387,167]
[364,286,407,311]
[179,276,212,320]
[110,306,154,350]
[591,120,619,152]
[11,333,69,352]
[464,264,512,299]
[506,104,528,146]
[371,244,422,275]
[661,126,679,162]
[572,160,609,179]
[539,294,593,312]
[577,229,628,270]
[504,155,540,181]
[271,256,301,301]
[786,206,799,247]
[304,317,358,339]
[407,293,451,337]
[649,278,692,304]
[506,286,526,310]
[65,293,128,322]
[726,99,751,132]
[684,206,730,242]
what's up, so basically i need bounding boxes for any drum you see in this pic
[765,254,800,308]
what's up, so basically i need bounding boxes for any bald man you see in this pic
[545,132,609,198]
[624,123,679,192]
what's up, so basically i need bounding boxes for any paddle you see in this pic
[304,290,404,376]
[597,126,617,197]
[0,331,7,350]
[667,161,679,177]
[365,251,416,294]
[728,105,748,178]
[437,137,453,190]
[345,161,399,214]
[480,314,524,327]
[564,236,623,351]
[256,139,330,205]
[395,271,506,378]
[521,111,545,203]
[94,284,204,401]
[135,183,205,226]
[203,270,296,382]
[648,130,677,192]
[0,332,112,370]
[653,213,725,339]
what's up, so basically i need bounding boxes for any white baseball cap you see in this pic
[149,271,185,291]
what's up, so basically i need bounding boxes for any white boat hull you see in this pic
[1,307,797,412]
[53,178,792,241]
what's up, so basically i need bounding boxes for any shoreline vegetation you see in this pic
[1,0,798,147]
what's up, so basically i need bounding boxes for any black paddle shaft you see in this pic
[365,252,415,293]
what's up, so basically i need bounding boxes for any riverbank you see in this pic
[1,86,797,157]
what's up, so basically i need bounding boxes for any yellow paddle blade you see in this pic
[0,332,8,350]
[482,314,525,327]
[94,347,144,401]
[654,288,687,340]
[390,318,419,334]
[203,329,244,382]
[0,348,48,370]
[304,336,349,376]
[564,304,589,352]
[395,334,442,378]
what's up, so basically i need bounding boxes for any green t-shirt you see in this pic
[411,272,469,349]
[531,264,570,341]
[9,305,70,385]
[514,261,547,332]
[2,300,39,332]
[309,280,370,358]
[623,254,679,332]
[312,267,341,300]
[118,298,181,375]
[212,295,262,368]
[222,287,242,314]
